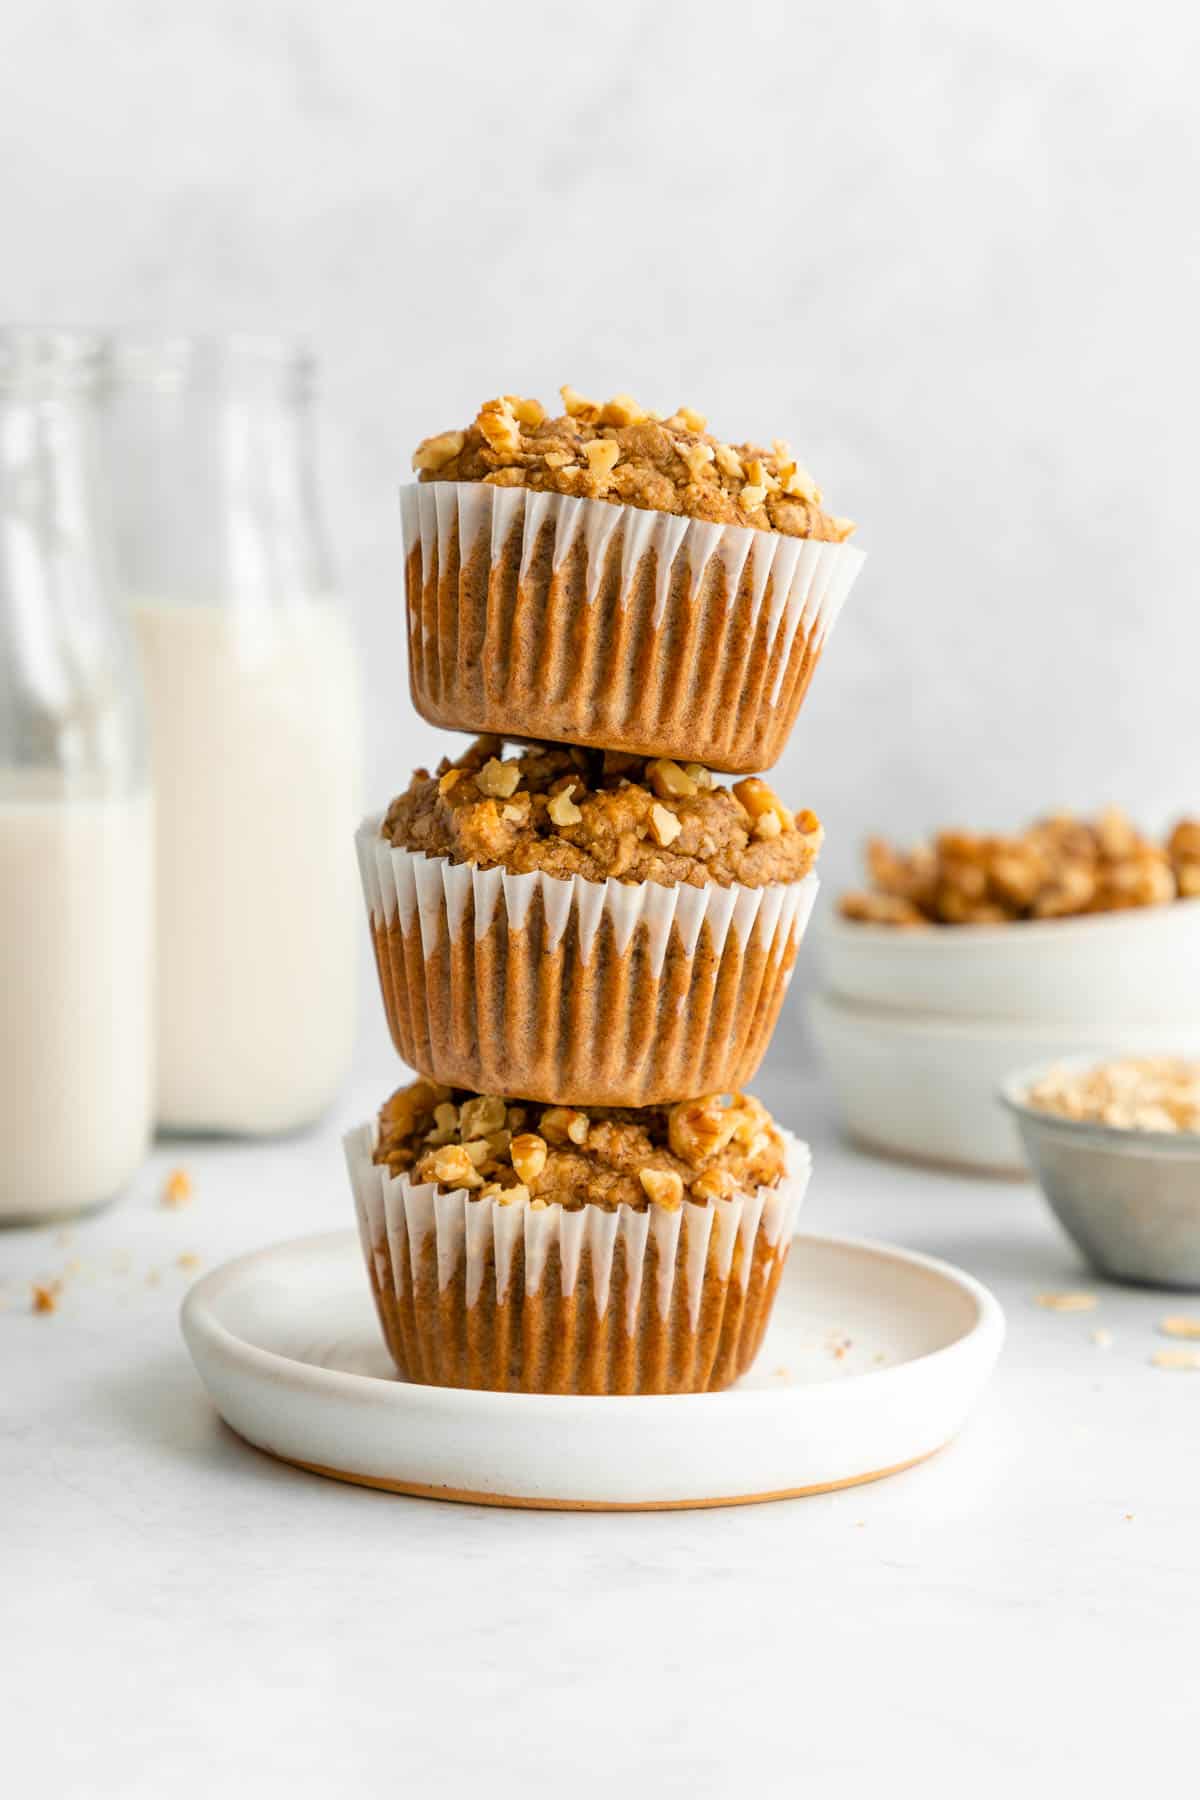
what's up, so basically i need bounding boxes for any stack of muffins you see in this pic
[345,388,865,1394]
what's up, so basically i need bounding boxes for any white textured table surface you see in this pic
[4,1059,1197,1799]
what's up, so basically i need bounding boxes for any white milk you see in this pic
[0,781,153,1220]
[133,602,361,1135]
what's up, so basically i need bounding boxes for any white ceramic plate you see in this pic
[811,990,1200,1175]
[822,898,1200,1026]
[180,1228,1004,1511]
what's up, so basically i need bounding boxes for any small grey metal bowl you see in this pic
[1001,1055,1200,1289]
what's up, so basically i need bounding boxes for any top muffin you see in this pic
[412,388,855,542]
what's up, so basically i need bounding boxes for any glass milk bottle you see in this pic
[107,336,361,1135]
[0,329,153,1221]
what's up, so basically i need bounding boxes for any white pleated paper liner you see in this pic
[357,818,820,1106]
[345,1118,811,1394]
[401,481,865,773]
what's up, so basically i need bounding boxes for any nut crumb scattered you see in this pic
[1091,1327,1114,1348]
[31,1282,60,1314]
[145,1270,161,1287]
[162,1168,193,1209]
[177,1252,202,1271]
[1159,1315,1200,1340]
[1151,1347,1200,1371]
[1036,1291,1098,1312]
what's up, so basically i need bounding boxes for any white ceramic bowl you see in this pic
[822,898,1200,1025]
[811,993,1200,1176]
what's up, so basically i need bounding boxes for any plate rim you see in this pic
[180,1227,1006,1415]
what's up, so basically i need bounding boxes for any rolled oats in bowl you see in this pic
[346,1079,810,1394]
[1024,1057,1200,1135]
[403,388,865,772]
[1002,1054,1200,1288]
[359,737,822,1107]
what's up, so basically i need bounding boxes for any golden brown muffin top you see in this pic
[411,388,855,542]
[840,810,1200,928]
[373,1080,786,1211]
[381,737,822,890]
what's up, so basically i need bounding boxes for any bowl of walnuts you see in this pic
[813,811,1200,1173]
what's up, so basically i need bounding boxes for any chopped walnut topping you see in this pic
[510,1133,548,1184]
[649,802,682,848]
[639,1168,683,1209]
[600,394,648,427]
[32,1282,60,1314]
[384,738,821,890]
[412,389,855,541]
[477,396,522,456]
[540,1107,589,1146]
[460,1095,507,1140]
[582,438,620,481]
[733,778,792,840]
[546,781,584,827]
[412,430,465,473]
[475,757,521,800]
[429,1145,483,1190]
[374,1083,786,1213]
[842,809,1200,927]
[678,440,716,482]
[646,758,699,800]
[560,384,598,421]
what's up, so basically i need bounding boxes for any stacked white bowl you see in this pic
[812,899,1200,1174]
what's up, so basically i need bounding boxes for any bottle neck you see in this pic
[106,337,334,614]
[0,332,146,794]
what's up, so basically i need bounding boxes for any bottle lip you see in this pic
[106,331,315,395]
[0,327,107,394]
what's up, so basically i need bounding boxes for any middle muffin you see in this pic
[358,736,822,1106]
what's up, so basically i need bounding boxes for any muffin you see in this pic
[403,388,865,773]
[345,1079,810,1395]
[357,736,822,1106]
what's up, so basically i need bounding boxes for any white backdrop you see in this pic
[6,0,1198,1041]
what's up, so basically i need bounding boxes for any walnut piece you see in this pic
[510,1133,548,1184]
[412,430,465,473]
[475,757,521,800]
[645,758,698,800]
[639,1168,684,1209]
[649,802,682,848]
[546,782,583,827]
[582,438,620,480]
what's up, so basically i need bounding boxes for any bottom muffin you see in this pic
[345,1081,809,1395]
